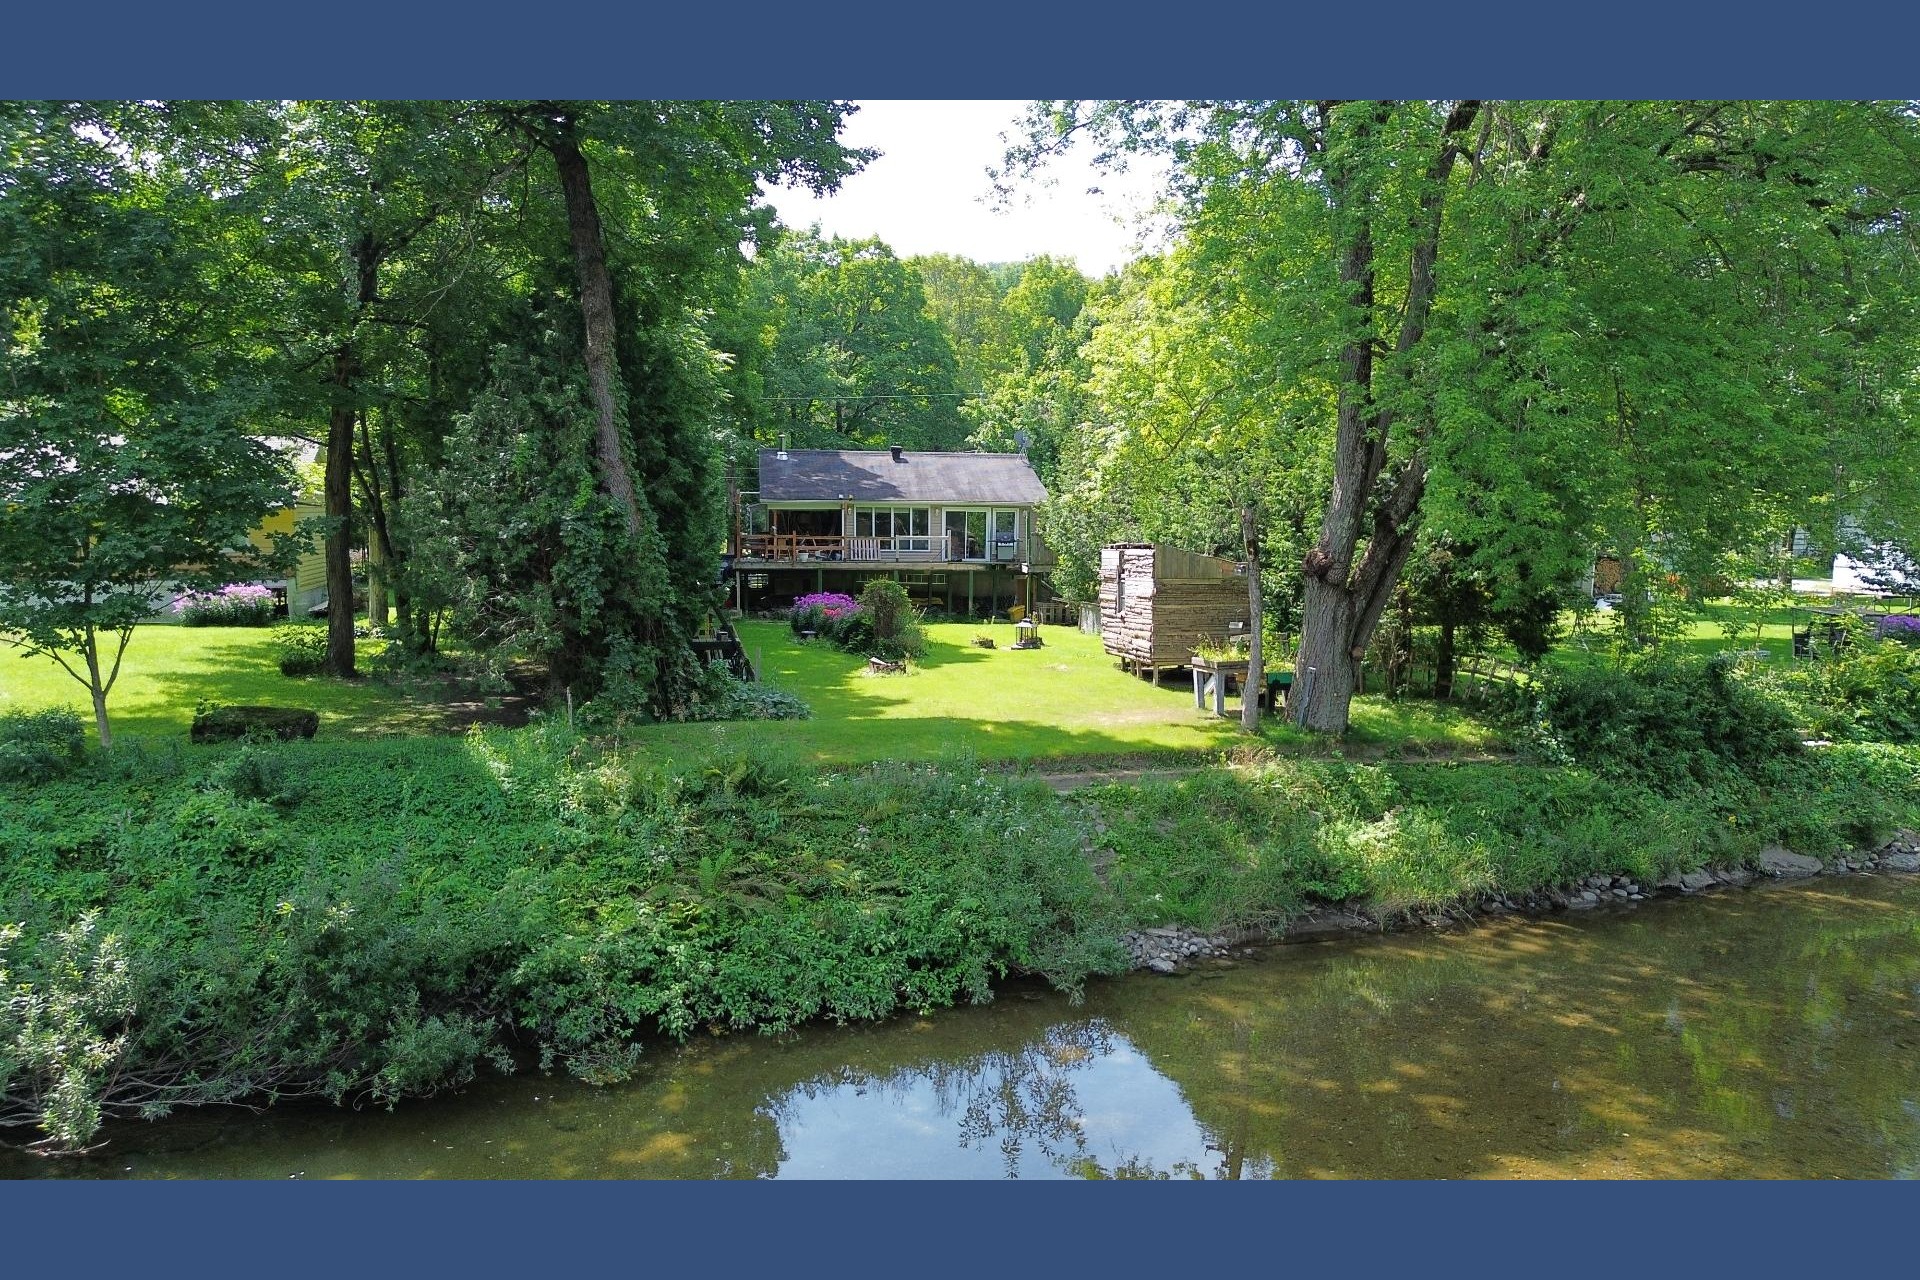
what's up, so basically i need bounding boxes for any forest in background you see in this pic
[6,101,1920,740]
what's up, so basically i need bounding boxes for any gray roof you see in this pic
[757,449,1047,506]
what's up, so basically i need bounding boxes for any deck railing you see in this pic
[740,532,1031,564]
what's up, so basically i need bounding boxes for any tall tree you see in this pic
[0,103,296,746]
[1016,100,1920,731]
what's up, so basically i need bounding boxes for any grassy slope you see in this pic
[636,620,1500,766]
[1,624,450,738]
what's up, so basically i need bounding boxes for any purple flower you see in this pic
[793,592,860,619]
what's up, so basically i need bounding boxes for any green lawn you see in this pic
[3,617,1502,763]
[1549,597,1867,673]
[1,624,464,739]
[634,620,1500,766]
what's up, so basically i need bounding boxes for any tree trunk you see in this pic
[322,235,380,678]
[1290,100,1478,734]
[549,116,645,538]
[323,348,358,677]
[82,625,111,749]
[1241,504,1263,733]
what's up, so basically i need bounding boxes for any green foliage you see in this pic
[0,105,299,746]
[1751,638,1920,745]
[203,738,303,806]
[1528,654,1802,791]
[581,661,809,729]
[720,230,967,450]
[4,713,1917,1152]
[0,912,136,1153]
[0,708,87,784]
[270,623,329,676]
[849,578,926,661]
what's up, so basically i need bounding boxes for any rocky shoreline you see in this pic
[1120,829,1920,974]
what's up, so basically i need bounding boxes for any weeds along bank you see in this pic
[3,680,1919,1154]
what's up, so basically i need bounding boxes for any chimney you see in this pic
[889,445,903,463]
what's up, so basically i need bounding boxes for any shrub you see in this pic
[0,708,87,784]
[190,705,319,743]
[1875,615,1920,647]
[584,664,810,728]
[173,584,277,627]
[205,739,303,805]
[1528,653,1801,791]
[270,623,328,675]
[1750,638,1920,745]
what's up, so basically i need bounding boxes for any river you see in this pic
[8,875,1918,1179]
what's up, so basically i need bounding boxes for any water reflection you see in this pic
[7,877,1918,1179]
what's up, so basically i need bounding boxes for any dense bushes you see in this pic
[788,580,927,661]
[0,708,86,784]
[0,732,1119,1150]
[1525,653,1802,789]
[269,623,328,675]
[580,662,809,729]
[4,656,1917,1152]
[1750,639,1920,746]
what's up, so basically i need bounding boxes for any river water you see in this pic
[10,876,1919,1179]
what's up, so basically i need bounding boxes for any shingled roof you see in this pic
[757,448,1047,505]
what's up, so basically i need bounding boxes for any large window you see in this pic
[855,506,931,551]
[944,509,987,559]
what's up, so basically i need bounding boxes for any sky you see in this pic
[762,101,1173,277]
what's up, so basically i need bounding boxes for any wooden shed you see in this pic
[1099,544,1250,681]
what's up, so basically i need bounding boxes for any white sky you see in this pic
[762,100,1172,278]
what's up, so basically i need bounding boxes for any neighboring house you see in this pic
[733,446,1054,614]
[236,438,327,615]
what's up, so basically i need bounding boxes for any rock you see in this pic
[1883,852,1920,872]
[1720,867,1754,886]
[1284,909,1374,942]
[190,704,319,743]
[1146,957,1179,975]
[1679,871,1718,892]
[1757,846,1823,878]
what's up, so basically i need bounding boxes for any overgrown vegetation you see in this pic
[3,706,1916,1153]
[0,709,87,784]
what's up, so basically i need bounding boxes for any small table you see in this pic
[1190,656,1249,717]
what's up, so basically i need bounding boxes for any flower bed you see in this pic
[173,583,277,627]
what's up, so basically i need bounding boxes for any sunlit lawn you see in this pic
[1545,595,1899,674]
[3,618,1504,764]
[633,620,1501,767]
[1,624,462,739]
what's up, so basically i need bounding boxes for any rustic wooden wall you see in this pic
[1099,544,1250,669]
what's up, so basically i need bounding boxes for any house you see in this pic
[732,446,1053,615]
[234,438,327,616]
[1099,544,1250,682]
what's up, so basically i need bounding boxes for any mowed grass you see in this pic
[1,624,459,739]
[634,620,1500,766]
[3,618,1503,763]
[1546,595,1906,674]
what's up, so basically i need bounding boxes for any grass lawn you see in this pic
[1546,595,1900,673]
[634,619,1500,767]
[3,618,1503,764]
[1,623,471,739]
